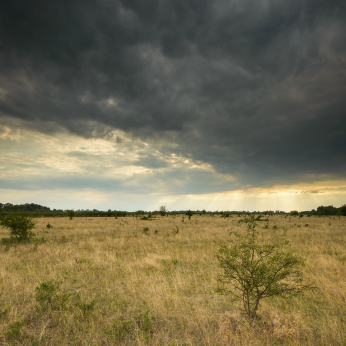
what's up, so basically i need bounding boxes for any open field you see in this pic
[1,214,346,345]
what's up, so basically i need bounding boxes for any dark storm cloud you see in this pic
[1,0,346,188]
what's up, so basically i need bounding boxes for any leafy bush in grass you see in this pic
[216,214,315,322]
[0,214,36,242]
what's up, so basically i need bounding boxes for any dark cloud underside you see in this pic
[1,0,345,188]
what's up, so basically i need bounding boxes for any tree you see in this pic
[159,205,167,216]
[216,215,315,322]
[0,214,36,242]
[185,209,194,220]
[340,204,346,216]
[67,210,75,220]
[337,209,343,220]
[290,210,299,216]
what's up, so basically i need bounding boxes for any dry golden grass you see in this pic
[0,214,346,345]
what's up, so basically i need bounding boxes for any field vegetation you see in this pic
[0,214,345,345]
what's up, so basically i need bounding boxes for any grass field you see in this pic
[0,214,346,345]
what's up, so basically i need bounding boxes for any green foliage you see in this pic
[0,306,10,320]
[290,210,299,216]
[72,293,96,316]
[35,280,95,315]
[161,258,179,266]
[135,309,154,337]
[142,227,150,235]
[216,215,315,322]
[67,210,75,220]
[106,317,134,341]
[6,320,24,341]
[159,205,167,216]
[46,223,53,229]
[340,204,346,216]
[105,310,154,342]
[0,214,36,242]
[317,205,339,216]
[35,280,70,310]
[185,209,194,220]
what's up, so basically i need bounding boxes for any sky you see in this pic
[0,0,346,212]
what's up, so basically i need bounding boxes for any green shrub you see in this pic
[185,209,193,220]
[6,320,24,341]
[35,280,70,310]
[0,306,10,320]
[159,205,167,216]
[135,309,154,336]
[72,293,96,316]
[67,210,75,220]
[216,215,315,322]
[142,227,150,235]
[0,214,36,242]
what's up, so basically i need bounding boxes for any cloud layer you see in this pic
[0,0,346,209]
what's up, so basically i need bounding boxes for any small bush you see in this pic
[6,320,24,341]
[216,214,315,322]
[142,227,150,235]
[46,223,53,229]
[35,280,70,310]
[72,293,96,316]
[0,214,36,242]
[0,306,10,320]
[135,309,154,337]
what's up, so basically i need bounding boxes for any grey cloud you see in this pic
[133,153,169,169]
[0,0,346,190]
[0,167,236,195]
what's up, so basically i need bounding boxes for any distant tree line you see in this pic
[0,203,51,212]
[0,202,345,218]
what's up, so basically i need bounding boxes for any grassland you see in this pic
[0,214,345,345]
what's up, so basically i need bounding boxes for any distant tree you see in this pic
[339,204,346,216]
[0,214,36,242]
[337,209,342,220]
[185,209,194,220]
[317,205,338,216]
[159,205,167,216]
[290,210,299,216]
[67,210,75,220]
